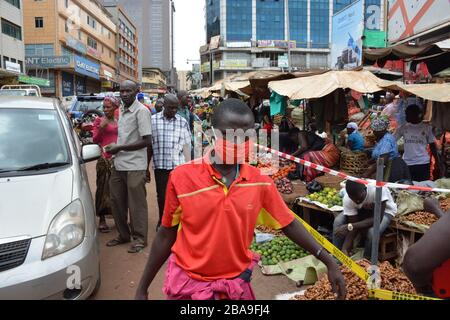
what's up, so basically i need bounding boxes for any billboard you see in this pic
[387,0,450,44]
[257,40,296,49]
[331,0,364,70]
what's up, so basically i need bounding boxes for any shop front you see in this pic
[100,63,116,92]
[74,54,101,94]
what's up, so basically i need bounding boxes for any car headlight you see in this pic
[42,200,85,260]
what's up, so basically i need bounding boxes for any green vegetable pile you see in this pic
[250,236,309,266]
[305,187,343,207]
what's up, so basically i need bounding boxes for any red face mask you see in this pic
[213,138,252,164]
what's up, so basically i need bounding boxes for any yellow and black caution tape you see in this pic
[293,212,370,282]
[368,289,441,301]
[290,211,443,300]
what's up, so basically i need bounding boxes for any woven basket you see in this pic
[315,174,345,190]
[340,151,369,177]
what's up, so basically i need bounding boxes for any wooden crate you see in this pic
[379,232,398,261]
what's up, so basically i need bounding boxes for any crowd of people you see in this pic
[84,80,448,300]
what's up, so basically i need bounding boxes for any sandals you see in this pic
[106,237,130,247]
[128,243,146,254]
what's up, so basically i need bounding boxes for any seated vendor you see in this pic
[288,127,340,182]
[332,180,397,259]
[403,198,450,298]
[363,115,411,183]
[346,122,364,152]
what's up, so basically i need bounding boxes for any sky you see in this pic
[174,0,206,71]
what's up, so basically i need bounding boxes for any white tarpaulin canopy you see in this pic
[268,70,388,100]
[380,82,450,103]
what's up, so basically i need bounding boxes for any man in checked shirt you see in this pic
[151,94,192,231]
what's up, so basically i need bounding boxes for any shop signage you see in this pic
[25,55,72,68]
[74,55,100,80]
[101,81,113,88]
[75,76,86,95]
[66,35,87,54]
[220,60,248,69]
[257,40,296,49]
[19,75,50,87]
[5,61,21,73]
[209,36,221,50]
[62,72,74,96]
[278,55,289,68]
[226,42,252,48]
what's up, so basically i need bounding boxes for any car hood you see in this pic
[0,169,73,239]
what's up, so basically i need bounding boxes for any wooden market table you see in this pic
[280,179,342,228]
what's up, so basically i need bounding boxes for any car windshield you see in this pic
[0,109,70,174]
[0,90,27,96]
[74,99,104,112]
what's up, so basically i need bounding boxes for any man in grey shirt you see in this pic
[105,80,152,253]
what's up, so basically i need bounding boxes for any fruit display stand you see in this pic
[280,181,308,207]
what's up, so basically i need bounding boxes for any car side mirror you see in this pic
[81,144,102,163]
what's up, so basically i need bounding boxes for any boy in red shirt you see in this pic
[135,98,346,300]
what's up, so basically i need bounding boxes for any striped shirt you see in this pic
[151,112,191,170]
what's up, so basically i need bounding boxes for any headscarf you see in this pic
[104,94,121,108]
[347,122,358,130]
[370,115,390,132]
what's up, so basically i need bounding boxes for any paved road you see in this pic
[85,162,301,300]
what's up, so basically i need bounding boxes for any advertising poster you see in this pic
[331,0,364,70]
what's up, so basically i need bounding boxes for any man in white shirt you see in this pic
[394,104,443,182]
[332,180,397,259]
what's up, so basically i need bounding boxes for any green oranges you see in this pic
[250,236,309,266]
[306,187,343,208]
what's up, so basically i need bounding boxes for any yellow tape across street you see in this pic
[368,289,441,301]
[291,211,442,300]
[292,211,370,282]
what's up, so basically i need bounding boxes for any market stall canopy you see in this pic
[380,82,450,103]
[248,70,328,99]
[364,42,450,75]
[363,66,403,80]
[268,70,388,100]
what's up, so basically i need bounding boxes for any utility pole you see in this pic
[285,0,292,72]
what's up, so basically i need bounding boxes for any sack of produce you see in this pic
[395,191,424,216]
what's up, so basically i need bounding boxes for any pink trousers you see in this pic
[163,254,260,300]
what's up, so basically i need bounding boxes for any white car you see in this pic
[0,96,101,299]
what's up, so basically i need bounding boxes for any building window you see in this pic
[101,45,104,53]
[257,0,285,40]
[226,0,252,41]
[65,0,69,8]
[5,0,20,9]
[35,17,44,28]
[1,18,22,40]
[65,20,69,33]
[87,15,96,29]
[26,44,55,56]
[87,37,97,50]
[78,30,82,40]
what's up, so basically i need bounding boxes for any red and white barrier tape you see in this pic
[255,144,450,194]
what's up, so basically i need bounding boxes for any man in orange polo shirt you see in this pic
[135,98,346,300]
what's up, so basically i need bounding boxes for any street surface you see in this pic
[85,162,302,300]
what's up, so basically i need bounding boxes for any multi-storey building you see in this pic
[141,67,167,95]
[100,0,176,88]
[23,0,118,97]
[201,0,383,86]
[102,3,139,83]
[0,0,25,85]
